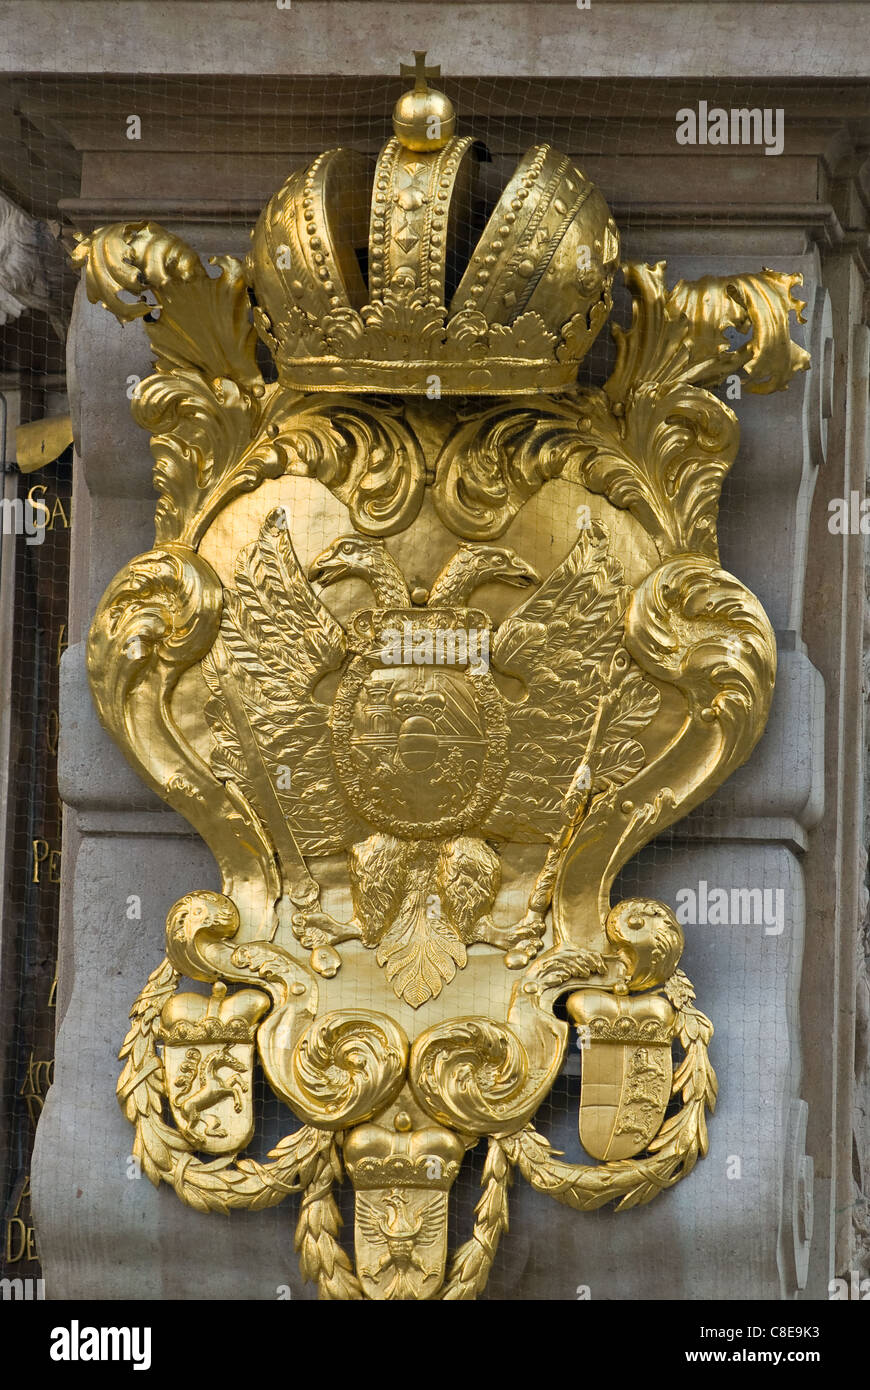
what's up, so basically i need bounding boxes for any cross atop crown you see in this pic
[400,51,441,93]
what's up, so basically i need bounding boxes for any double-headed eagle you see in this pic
[202,506,660,1006]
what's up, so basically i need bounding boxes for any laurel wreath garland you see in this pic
[117,956,363,1299]
[440,1137,513,1301]
[119,960,714,1300]
[294,1140,363,1301]
[436,970,717,1298]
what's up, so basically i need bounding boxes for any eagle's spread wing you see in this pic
[203,507,361,857]
[417,1202,447,1245]
[357,1198,388,1244]
[483,521,660,842]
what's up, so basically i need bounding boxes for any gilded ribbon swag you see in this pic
[79,55,808,1299]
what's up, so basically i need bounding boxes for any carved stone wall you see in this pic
[2,0,865,1300]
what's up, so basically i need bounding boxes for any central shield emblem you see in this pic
[332,607,508,838]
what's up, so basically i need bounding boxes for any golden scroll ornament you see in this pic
[76,53,809,1299]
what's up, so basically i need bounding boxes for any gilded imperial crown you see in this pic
[246,53,620,394]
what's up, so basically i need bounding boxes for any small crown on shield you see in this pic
[392,687,447,718]
[566,988,674,1044]
[158,982,270,1044]
[344,1122,465,1192]
[350,606,492,668]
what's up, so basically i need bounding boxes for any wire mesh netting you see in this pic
[0,47,862,1301]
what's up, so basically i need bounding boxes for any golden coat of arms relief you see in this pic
[75,55,810,1299]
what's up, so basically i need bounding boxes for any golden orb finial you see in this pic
[393,50,456,151]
